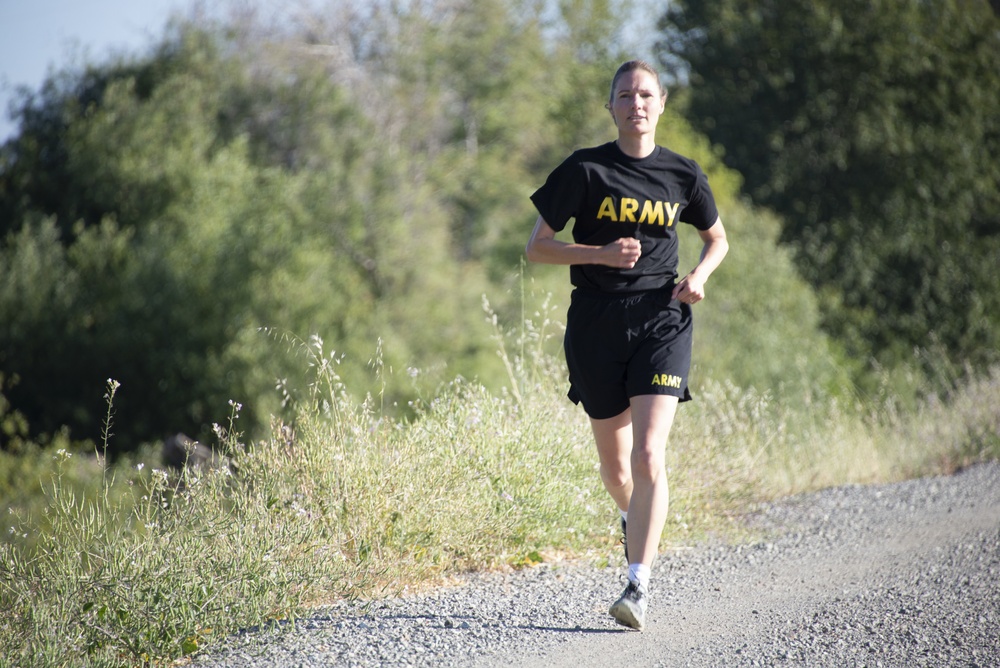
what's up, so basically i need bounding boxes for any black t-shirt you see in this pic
[530,141,719,293]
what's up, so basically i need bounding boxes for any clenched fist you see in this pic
[603,237,642,268]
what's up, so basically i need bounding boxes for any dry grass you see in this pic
[2,313,997,667]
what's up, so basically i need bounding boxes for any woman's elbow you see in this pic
[525,239,543,263]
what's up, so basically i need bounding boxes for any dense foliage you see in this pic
[658,0,1000,373]
[3,0,994,454]
[0,1,628,450]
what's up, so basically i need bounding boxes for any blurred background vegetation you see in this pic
[0,0,997,464]
[2,1,998,663]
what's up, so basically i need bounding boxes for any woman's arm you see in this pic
[672,217,729,304]
[525,216,642,268]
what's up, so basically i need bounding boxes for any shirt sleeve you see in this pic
[529,155,586,233]
[682,163,720,231]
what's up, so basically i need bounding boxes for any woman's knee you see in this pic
[600,459,632,489]
[630,447,665,482]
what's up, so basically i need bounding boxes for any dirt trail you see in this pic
[191,462,1000,667]
[494,464,1000,667]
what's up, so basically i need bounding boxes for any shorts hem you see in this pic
[569,387,693,420]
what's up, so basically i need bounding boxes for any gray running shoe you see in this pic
[609,580,647,631]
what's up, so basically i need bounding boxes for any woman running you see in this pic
[526,59,729,631]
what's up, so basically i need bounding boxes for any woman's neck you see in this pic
[616,134,657,159]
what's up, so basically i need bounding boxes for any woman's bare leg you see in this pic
[590,408,634,513]
[625,394,678,566]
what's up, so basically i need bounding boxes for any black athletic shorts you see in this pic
[564,287,693,420]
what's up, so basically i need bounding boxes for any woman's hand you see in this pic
[603,237,642,268]
[672,273,706,304]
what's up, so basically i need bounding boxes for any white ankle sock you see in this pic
[619,509,628,522]
[628,563,651,589]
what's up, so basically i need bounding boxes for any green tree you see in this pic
[1,0,853,453]
[0,67,313,446]
[658,0,1000,374]
[0,12,533,448]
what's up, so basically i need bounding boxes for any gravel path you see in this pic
[189,461,1000,667]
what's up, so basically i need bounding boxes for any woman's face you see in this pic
[609,69,665,137]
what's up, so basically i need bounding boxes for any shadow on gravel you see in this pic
[355,613,623,635]
[515,625,625,634]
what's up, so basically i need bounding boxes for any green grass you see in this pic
[2,303,998,667]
